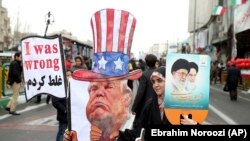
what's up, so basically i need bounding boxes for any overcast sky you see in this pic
[2,0,190,56]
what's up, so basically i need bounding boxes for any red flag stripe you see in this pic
[95,11,102,53]
[221,7,226,16]
[90,19,96,52]
[106,9,114,52]
[127,18,136,57]
[118,10,129,52]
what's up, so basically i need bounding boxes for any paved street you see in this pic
[0,99,57,141]
[0,83,250,141]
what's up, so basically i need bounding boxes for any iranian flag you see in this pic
[231,0,247,6]
[213,6,226,16]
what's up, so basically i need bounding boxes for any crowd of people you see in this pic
[6,51,242,139]
[4,51,243,141]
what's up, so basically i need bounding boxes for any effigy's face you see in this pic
[86,80,126,125]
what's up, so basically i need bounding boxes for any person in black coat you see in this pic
[131,54,158,127]
[34,94,51,104]
[52,96,68,141]
[140,66,171,126]
[52,69,71,141]
[226,62,242,101]
[138,59,146,71]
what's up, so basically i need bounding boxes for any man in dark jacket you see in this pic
[226,62,242,101]
[131,54,158,128]
[52,96,68,141]
[5,52,22,115]
[52,69,71,141]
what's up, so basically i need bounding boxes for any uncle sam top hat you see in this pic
[73,8,142,82]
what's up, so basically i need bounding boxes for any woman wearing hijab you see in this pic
[148,66,198,125]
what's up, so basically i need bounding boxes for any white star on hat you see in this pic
[98,56,108,69]
[114,57,124,70]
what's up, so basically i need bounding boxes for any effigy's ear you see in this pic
[123,92,132,107]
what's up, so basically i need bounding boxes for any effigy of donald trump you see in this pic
[64,8,142,141]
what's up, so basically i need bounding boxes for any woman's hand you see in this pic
[64,129,78,141]
[180,114,198,125]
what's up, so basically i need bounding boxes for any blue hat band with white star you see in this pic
[92,52,129,77]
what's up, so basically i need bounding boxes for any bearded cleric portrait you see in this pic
[66,8,142,141]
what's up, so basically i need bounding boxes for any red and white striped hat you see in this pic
[73,8,142,81]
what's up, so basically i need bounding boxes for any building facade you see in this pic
[0,0,11,52]
[189,0,250,63]
[50,30,93,60]
[148,43,168,59]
